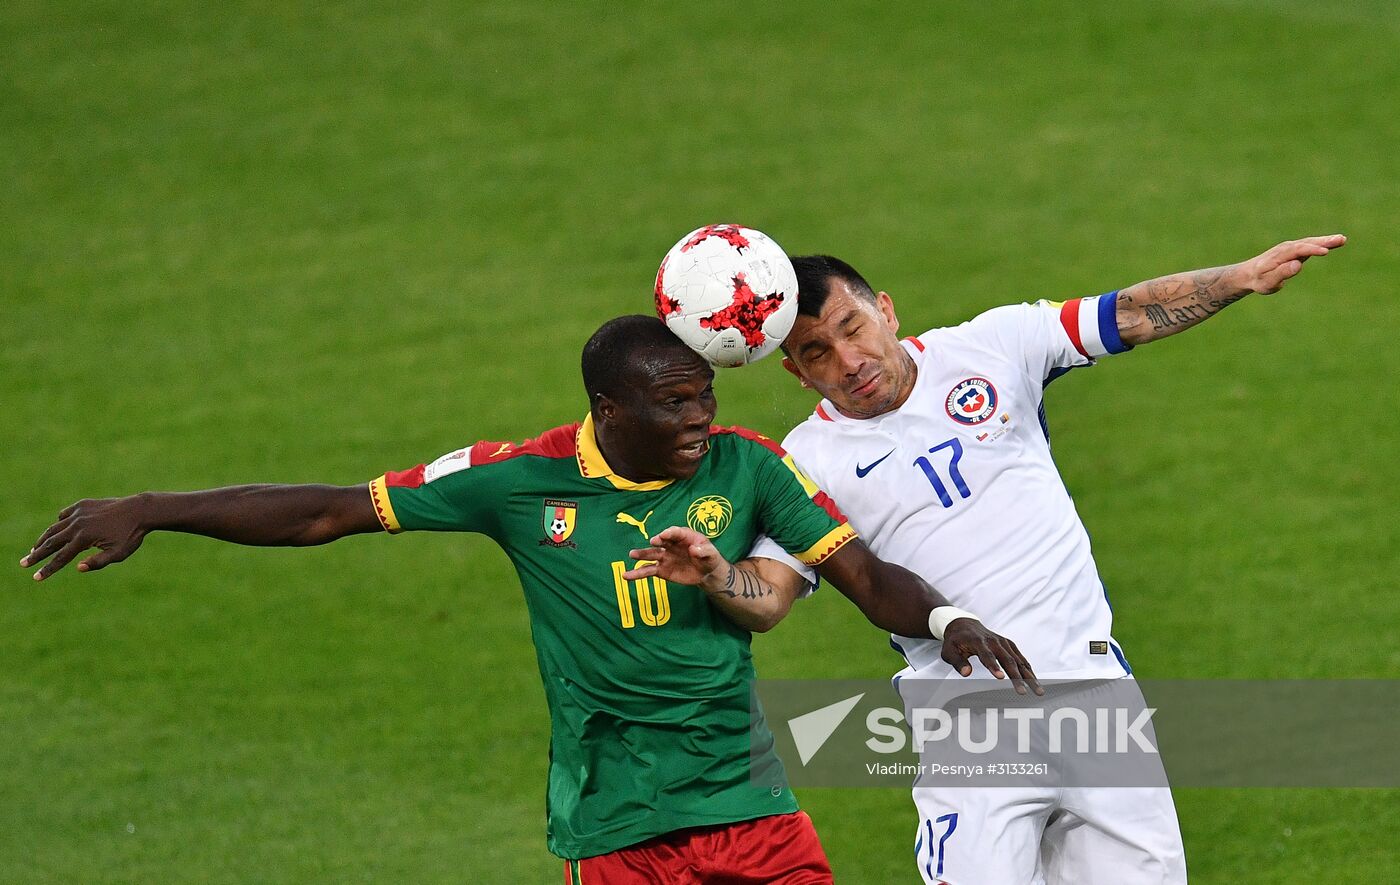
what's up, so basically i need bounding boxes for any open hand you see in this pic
[1241,234,1346,294]
[941,618,1043,696]
[20,497,146,581]
[623,525,727,586]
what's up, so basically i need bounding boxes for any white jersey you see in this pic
[781,293,1135,681]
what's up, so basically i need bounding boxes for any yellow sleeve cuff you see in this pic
[369,476,402,533]
[795,523,857,566]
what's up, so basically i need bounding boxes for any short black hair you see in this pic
[581,315,705,410]
[791,255,877,318]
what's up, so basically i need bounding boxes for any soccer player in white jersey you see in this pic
[762,236,1345,884]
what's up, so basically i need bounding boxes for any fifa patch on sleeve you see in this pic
[424,447,474,483]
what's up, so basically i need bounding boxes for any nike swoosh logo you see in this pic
[855,450,895,478]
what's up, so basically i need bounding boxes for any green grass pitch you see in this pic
[4,1,1398,881]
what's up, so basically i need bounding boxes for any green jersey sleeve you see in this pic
[733,428,857,566]
[368,444,511,537]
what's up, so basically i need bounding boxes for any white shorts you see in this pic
[904,676,1187,884]
[913,783,1186,884]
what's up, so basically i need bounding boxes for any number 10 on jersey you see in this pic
[611,561,671,628]
[914,438,972,508]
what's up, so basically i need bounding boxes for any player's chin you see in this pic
[662,459,702,480]
[839,382,896,418]
[666,441,709,478]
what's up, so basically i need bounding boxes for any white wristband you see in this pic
[929,606,980,640]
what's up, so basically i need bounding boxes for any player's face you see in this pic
[606,352,717,481]
[782,281,915,419]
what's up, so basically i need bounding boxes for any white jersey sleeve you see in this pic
[967,292,1131,385]
[747,535,820,599]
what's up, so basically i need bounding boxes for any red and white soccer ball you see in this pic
[654,224,799,368]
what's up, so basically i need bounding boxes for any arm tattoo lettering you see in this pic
[1170,304,1206,324]
[1120,264,1248,343]
[1145,303,1176,331]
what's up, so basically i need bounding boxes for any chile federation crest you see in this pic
[945,377,998,425]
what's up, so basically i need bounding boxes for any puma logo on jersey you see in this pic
[616,510,655,539]
[855,450,895,478]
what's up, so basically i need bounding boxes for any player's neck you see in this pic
[886,350,918,412]
[594,421,668,483]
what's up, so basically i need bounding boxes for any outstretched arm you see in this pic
[628,529,1040,694]
[1115,234,1345,346]
[21,484,381,580]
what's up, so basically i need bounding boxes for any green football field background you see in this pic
[4,1,1398,881]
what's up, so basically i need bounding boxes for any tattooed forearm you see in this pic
[704,561,787,632]
[714,564,774,601]
[1116,263,1249,345]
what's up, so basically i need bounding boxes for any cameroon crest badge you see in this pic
[541,499,579,548]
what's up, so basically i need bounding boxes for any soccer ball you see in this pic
[654,224,799,368]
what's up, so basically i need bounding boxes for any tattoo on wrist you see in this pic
[716,565,738,597]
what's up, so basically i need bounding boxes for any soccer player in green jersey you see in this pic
[22,315,1036,883]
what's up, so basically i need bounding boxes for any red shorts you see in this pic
[563,811,832,884]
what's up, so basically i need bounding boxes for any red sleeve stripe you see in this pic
[382,423,581,492]
[471,423,580,465]
[383,465,426,489]
[710,424,788,457]
[469,442,511,466]
[812,490,848,523]
[902,335,925,352]
[1058,298,1090,359]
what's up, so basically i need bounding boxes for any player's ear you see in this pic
[876,292,900,335]
[781,356,812,389]
[594,393,618,423]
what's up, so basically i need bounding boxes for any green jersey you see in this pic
[369,416,855,859]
